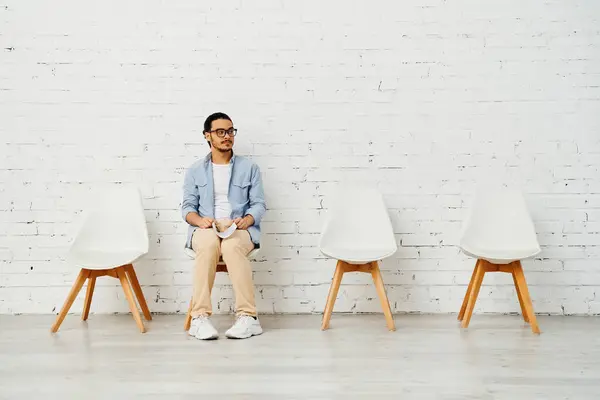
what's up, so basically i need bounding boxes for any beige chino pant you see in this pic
[190,228,256,317]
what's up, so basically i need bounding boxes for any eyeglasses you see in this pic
[207,128,237,138]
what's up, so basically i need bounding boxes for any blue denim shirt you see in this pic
[182,153,266,250]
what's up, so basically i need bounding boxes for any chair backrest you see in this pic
[319,184,397,254]
[461,186,540,252]
[71,186,149,254]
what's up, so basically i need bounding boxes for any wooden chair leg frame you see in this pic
[321,260,395,331]
[458,259,540,334]
[184,298,193,332]
[51,264,152,334]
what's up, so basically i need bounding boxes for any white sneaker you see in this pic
[225,315,263,339]
[188,315,219,340]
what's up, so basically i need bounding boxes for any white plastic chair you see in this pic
[183,245,260,331]
[51,186,152,334]
[457,187,541,334]
[319,184,397,331]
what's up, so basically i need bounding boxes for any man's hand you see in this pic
[233,215,254,230]
[197,216,214,229]
[186,212,214,229]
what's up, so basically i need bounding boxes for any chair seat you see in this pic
[68,249,146,270]
[320,245,396,265]
[460,243,541,264]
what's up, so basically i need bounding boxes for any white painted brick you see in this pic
[259,287,282,300]
[563,260,599,271]
[2,0,599,316]
[589,302,600,315]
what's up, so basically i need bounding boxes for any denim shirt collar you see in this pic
[203,151,236,167]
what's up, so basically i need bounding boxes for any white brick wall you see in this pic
[1,0,599,315]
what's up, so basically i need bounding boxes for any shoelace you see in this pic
[193,315,210,324]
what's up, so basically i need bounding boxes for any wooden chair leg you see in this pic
[116,267,146,333]
[125,264,152,321]
[51,269,91,333]
[511,264,530,323]
[461,260,486,329]
[370,262,396,331]
[82,271,97,321]
[513,262,541,334]
[458,260,481,321]
[321,261,344,330]
[184,298,193,331]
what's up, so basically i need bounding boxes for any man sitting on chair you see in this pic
[182,112,266,340]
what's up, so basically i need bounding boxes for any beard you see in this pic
[214,141,232,152]
[210,133,233,152]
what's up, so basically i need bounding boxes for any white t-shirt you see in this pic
[212,163,232,220]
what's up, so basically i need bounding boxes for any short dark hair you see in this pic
[203,112,232,148]
[203,112,232,133]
